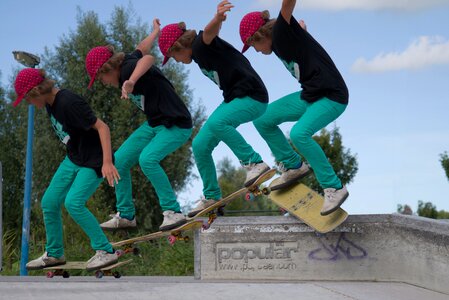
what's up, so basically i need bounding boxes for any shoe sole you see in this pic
[244,166,271,187]
[320,191,349,216]
[159,219,188,231]
[270,168,313,191]
[187,202,217,218]
[101,226,138,232]
[26,261,67,271]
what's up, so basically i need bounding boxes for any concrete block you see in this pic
[194,214,449,294]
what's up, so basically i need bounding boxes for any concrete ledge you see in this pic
[194,214,449,295]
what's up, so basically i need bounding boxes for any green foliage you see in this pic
[397,201,449,219]
[0,6,205,275]
[440,152,449,181]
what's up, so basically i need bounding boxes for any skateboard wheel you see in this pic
[113,271,121,279]
[62,271,70,278]
[184,236,190,243]
[202,222,210,230]
[168,235,176,245]
[245,192,255,202]
[46,271,54,278]
[217,206,225,216]
[261,187,270,195]
[133,247,140,256]
[95,270,104,279]
[116,249,125,257]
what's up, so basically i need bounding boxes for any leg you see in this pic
[253,91,305,169]
[114,122,154,219]
[139,126,192,212]
[192,122,222,200]
[207,97,267,165]
[64,166,112,253]
[41,157,77,258]
[290,97,347,189]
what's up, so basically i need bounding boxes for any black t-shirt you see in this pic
[191,31,268,104]
[120,50,193,129]
[46,89,103,177]
[272,12,349,104]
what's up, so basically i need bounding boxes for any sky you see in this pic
[1,0,449,215]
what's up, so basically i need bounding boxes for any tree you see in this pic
[397,204,413,215]
[1,6,206,272]
[33,7,205,230]
[440,152,449,181]
[397,201,449,219]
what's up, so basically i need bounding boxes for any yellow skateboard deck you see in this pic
[186,169,276,226]
[111,220,204,251]
[44,258,132,278]
[268,179,348,233]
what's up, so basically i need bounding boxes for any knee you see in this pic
[64,199,84,216]
[138,152,159,170]
[41,195,59,213]
[114,150,130,172]
[290,127,312,147]
[253,115,274,131]
[206,119,223,135]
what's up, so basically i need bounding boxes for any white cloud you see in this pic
[256,0,449,11]
[351,36,449,73]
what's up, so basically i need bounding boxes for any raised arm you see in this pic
[202,0,234,45]
[121,55,155,99]
[136,19,161,54]
[281,0,296,24]
[92,118,120,187]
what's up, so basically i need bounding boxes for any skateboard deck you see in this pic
[111,220,204,254]
[44,258,132,278]
[268,178,348,233]
[186,168,276,227]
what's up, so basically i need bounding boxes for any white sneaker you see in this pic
[243,162,270,187]
[321,186,349,216]
[86,250,119,271]
[159,210,187,231]
[271,162,312,190]
[26,252,66,270]
[100,212,136,230]
[187,197,218,218]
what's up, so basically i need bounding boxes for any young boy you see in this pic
[13,68,120,271]
[158,1,270,218]
[85,19,193,231]
[240,0,349,215]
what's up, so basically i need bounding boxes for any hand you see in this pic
[299,19,307,32]
[153,18,161,34]
[121,80,135,99]
[102,162,121,187]
[216,0,234,22]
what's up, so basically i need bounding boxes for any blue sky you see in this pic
[1,0,449,215]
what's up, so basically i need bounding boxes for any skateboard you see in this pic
[265,178,348,233]
[187,168,277,228]
[111,220,204,255]
[44,258,132,279]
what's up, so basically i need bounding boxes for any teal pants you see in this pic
[42,156,112,258]
[114,123,192,217]
[253,91,347,189]
[192,97,267,200]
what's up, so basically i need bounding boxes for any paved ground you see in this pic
[0,276,448,300]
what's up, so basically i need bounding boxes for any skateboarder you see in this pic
[158,1,270,217]
[13,68,120,271]
[239,0,349,215]
[85,19,193,231]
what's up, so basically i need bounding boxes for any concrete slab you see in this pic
[0,276,448,300]
[195,214,449,294]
